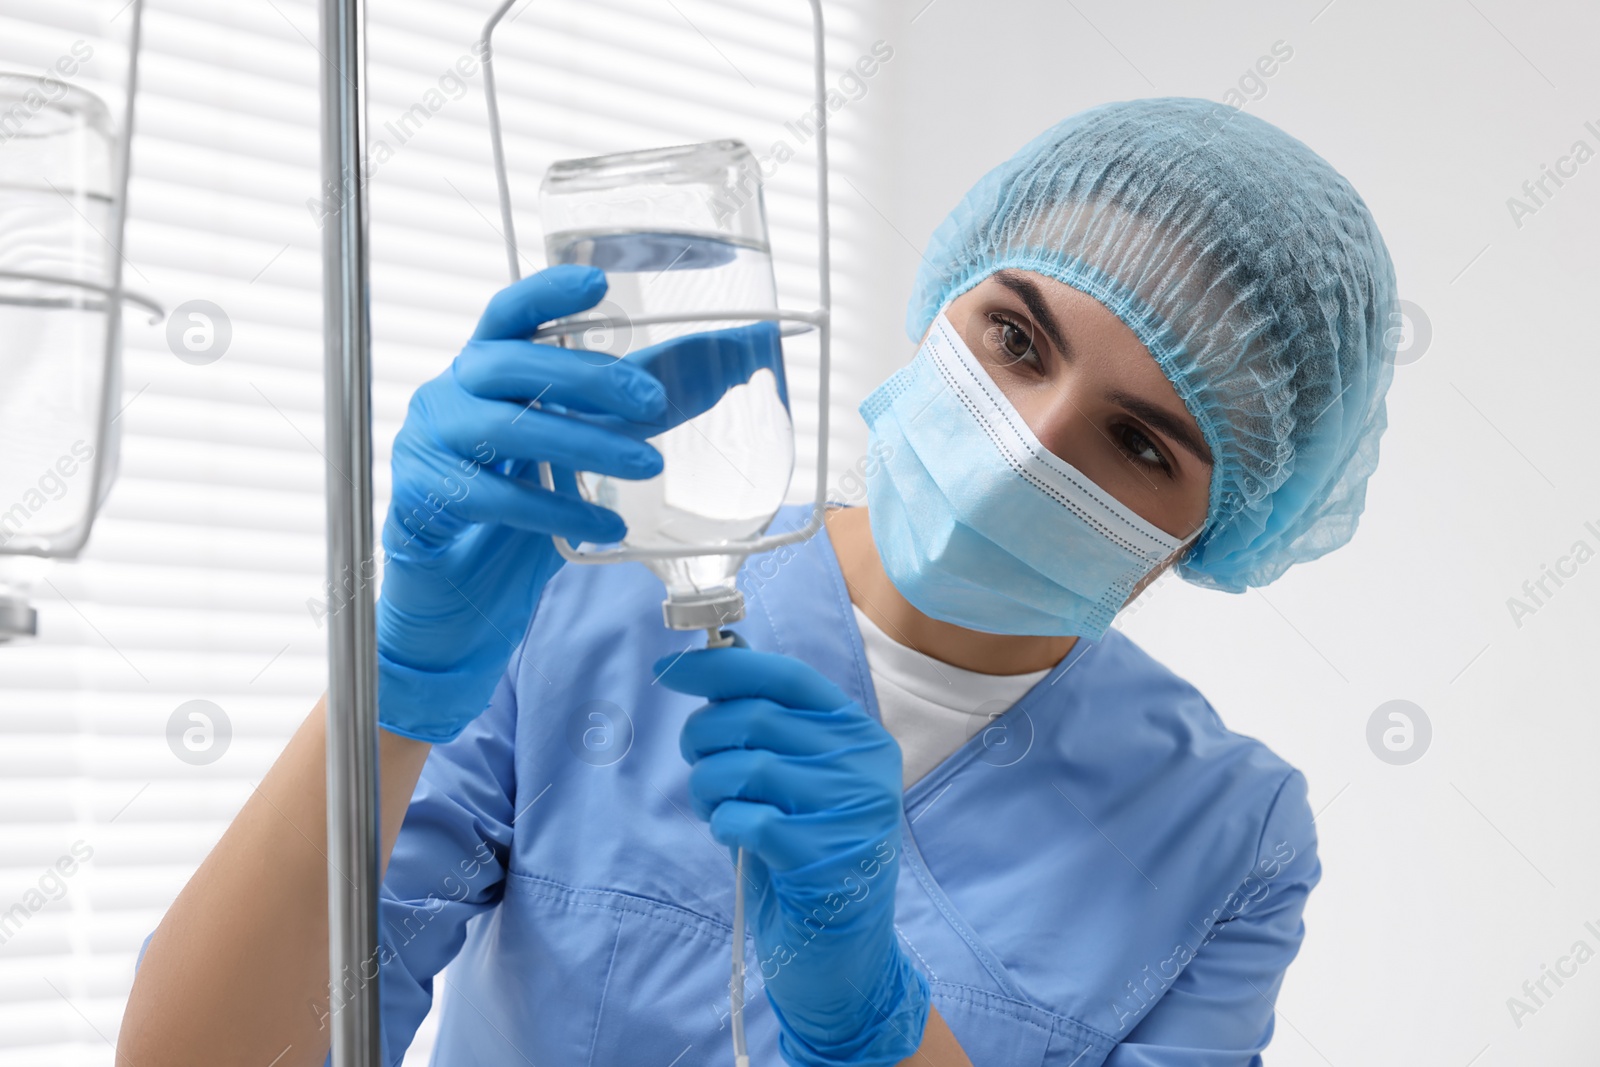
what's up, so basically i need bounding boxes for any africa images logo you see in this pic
[1504,518,1600,630]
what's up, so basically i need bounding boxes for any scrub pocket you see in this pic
[588,889,784,1065]
[477,868,784,1065]
[431,871,626,1064]
[931,982,1112,1066]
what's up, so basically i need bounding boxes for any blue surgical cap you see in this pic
[906,97,1399,593]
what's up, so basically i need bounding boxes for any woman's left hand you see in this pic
[657,646,931,1067]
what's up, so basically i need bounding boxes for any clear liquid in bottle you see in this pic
[545,228,794,608]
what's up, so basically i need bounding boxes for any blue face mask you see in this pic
[859,311,1190,640]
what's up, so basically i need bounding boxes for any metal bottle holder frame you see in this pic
[0,0,162,641]
[481,7,834,1064]
[478,0,834,578]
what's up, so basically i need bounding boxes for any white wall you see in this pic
[840,1,1600,1063]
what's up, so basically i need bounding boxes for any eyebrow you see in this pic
[991,269,1212,468]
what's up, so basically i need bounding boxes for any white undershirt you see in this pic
[851,605,1052,788]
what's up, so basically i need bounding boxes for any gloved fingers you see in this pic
[498,322,787,444]
[453,339,666,423]
[705,799,826,871]
[384,435,624,552]
[499,458,583,496]
[436,464,627,544]
[429,391,663,482]
[709,801,897,878]
[624,321,788,424]
[472,264,607,342]
[680,698,873,763]
[688,747,875,820]
[545,462,581,496]
[654,647,850,711]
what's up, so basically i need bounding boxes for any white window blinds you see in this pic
[0,1,884,1062]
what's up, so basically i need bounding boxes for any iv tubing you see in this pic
[732,848,751,1067]
[704,625,750,1065]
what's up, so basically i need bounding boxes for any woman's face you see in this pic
[941,269,1212,545]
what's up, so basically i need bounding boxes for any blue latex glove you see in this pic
[375,264,672,743]
[378,265,783,744]
[659,647,932,1067]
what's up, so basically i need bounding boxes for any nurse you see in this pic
[121,97,1398,1067]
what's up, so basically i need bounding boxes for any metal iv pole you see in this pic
[318,0,382,1063]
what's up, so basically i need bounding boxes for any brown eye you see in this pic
[1002,322,1033,360]
[1118,424,1172,474]
[984,313,1041,369]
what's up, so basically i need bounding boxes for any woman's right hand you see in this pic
[374,263,668,744]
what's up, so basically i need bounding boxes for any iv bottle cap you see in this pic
[662,589,746,631]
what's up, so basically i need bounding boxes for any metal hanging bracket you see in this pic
[476,0,834,567]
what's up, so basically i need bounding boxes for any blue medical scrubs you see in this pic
[364,505,1320,1066]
